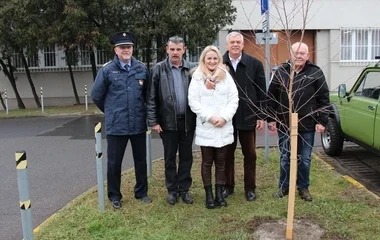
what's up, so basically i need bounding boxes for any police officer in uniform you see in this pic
[91,31,152,209]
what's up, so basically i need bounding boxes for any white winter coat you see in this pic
[188,68,239,148]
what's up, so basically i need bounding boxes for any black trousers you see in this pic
[225,129,257,192]
[160,118,194,194]
[107,133,148,201]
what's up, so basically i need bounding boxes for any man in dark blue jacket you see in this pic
[91,31,151,209]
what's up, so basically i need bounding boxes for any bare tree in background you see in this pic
[235,0,332,239]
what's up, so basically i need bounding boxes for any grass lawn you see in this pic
[0,104,101,118]
[34,149,380,240]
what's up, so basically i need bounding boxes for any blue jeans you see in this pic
[277,130,315,190]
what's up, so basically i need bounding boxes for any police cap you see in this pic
[111,31,135,47]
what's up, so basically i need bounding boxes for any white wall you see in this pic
[229,0,380,30]
[218,31,229,54]
[0,71,95,109]
[315,30,331,88]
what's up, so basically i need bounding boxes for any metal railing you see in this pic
[9,45,216,73]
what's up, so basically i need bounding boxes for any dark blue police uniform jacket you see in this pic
[91,55,148,135]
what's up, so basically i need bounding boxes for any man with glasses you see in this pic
[147,36,197,205]
[267,42,330,201]
[92,31,152,209]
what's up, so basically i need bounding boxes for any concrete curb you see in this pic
[0,112,102,120]
[312,152,380,201]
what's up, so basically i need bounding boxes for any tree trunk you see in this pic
[0,92,6,110]
[0,58,25,109]
[66,51,80,105]
[90,50,97,81]
[21,53,41,108]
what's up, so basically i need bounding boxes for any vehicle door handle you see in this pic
[368,105,375,111]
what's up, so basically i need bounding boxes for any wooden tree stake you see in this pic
[286,112,298,240]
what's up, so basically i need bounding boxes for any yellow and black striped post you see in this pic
[94,122,105,212]
[84,85,88,111]
[4,89,8,115]
[40,87,44,113]
[15,151,34,240]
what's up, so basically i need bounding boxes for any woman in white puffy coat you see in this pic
[188,45,239,209]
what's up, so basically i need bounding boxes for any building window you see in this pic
[12,52,39,68]
[96,49,112,65]
[341,28,380,62]
[43,46,56,67]
[78,45,92,66]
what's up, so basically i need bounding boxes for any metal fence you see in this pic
[10,45,212,72]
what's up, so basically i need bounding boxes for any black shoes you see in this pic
[299,189,313,201]
[180,192,193,204]
[245,191,257,201]
[167,193,178,205]
[273,188,289,198]
[272,188,312,201]
[138,196,153,203]
[111,195,152,209]
[111,199,121,209]
[168,192,193,205]
[222,189,234,199]
[222,189,256,201]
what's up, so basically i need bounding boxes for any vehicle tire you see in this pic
[321,117,344,156]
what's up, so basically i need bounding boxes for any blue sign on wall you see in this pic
[261,0,268,15]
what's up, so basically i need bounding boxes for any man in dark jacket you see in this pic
[267,42,330,201]
[91,31,152,209]
[147,36,197,205]
[222,31,267,201]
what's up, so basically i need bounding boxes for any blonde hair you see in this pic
[198,45,227,82]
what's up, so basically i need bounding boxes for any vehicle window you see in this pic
[353,71,380,99]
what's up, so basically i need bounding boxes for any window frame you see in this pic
[340,28,380,63]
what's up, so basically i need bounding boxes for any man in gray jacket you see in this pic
[147,36,196,205]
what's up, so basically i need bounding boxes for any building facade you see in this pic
[219,0,380,90]
[1,0,379,109]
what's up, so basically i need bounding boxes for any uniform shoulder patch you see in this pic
[103,61,112,67]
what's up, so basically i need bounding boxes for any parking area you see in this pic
[314,146,380,197]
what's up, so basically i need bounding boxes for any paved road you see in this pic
[0,115,167,240]
[0,115,322,240]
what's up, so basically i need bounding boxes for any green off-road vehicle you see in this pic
[321,57,380,156]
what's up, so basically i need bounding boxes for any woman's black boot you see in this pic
[215,184,227,207]
[204,185,216,209]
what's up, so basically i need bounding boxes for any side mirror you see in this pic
[338,84,347,98]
